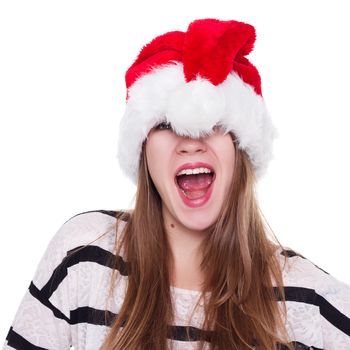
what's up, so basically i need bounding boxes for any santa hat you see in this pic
[117,18,278,185]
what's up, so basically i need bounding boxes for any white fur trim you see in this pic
[117,62,278,184]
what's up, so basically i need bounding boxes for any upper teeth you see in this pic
[177,167,213,176]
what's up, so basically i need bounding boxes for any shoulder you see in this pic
[276,247,350,295]
[55,209,130,254]
[32,209,130,289]
[276,247,350,344]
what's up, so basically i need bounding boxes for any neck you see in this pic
[162,206,206,290]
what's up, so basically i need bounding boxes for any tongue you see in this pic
[176,173,214,199]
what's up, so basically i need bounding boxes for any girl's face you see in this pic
[145,123,235,233]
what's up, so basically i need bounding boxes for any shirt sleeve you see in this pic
[316,272,350,349]
[2,220,74,350]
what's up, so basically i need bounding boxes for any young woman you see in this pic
[3,18,350,350]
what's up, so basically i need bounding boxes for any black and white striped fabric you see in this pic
[3,210,350,349]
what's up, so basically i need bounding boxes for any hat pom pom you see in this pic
[166,77,226,139]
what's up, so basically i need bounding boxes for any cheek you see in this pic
[212,136,236,165]
[145,143,158,182]
[145,138,172,187]
[215,139,236,183]
[227,144,236,170]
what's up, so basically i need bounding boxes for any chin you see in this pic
[179,212,218,232]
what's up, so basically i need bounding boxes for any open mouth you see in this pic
[175,171,216,200]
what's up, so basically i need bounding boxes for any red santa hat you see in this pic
[117,18,278,185]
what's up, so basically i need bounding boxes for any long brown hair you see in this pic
[99,135,294,350]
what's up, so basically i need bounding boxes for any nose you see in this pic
[175,136,208,155]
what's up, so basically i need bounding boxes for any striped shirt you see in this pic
[2,210,350,349]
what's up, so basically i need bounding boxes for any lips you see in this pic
[173,162,216,208]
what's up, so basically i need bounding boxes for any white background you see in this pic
[1,0,349,341]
